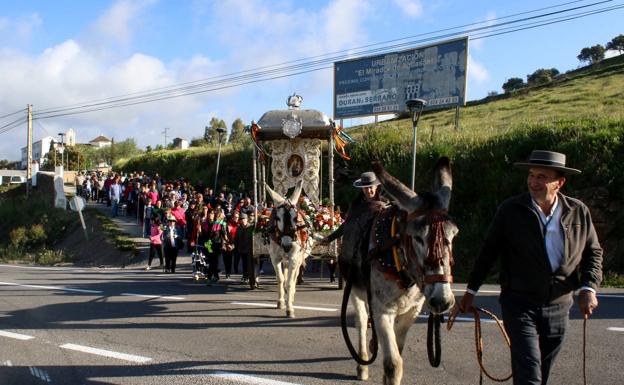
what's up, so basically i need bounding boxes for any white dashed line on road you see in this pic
[212,371,304,385]
[59,343,152,363]
[231,302,338,312]
[121,293,185,300]
[607,327,624,332]
[29,366,52,383]
[3,360,13,366]
[0,281,102,294]
[0,330,35,340]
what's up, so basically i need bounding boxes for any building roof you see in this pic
[89,135,111,143]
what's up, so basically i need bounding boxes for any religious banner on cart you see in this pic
[269,138,321,205]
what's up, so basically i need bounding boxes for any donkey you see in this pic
[265,181,316,318]
[339,158,457,385]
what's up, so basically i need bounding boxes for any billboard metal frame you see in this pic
[333,37,469,120]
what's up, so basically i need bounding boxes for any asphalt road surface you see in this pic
[1,263,623,385]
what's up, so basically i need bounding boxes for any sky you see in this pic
[0,0,622,161]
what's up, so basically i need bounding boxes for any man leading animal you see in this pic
[459,150,602,385]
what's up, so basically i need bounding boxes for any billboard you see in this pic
[333,37,468,119]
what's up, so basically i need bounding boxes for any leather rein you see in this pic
[373,208,454,289]
[269,202,309,246]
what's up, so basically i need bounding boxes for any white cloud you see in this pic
[0,13,42,47]
[468,55,489,84]
[393,0,423,18]
[471,11,496,51]
[92,0,155,47]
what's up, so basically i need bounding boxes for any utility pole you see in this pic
[26,104,32,197]
[162,127,169,148]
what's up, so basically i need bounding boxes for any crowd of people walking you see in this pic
[76,170,336,284]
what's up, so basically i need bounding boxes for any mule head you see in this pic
[265,181,303,253]
[372,158,458,314]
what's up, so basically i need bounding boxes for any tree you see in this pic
[228,118,246,144]
[207,117,227,145]
[527,68,559,86]
[502,77,526,93]
[606,34,624,54]
[577,45,605,64]
[190,137,209,147]
[145,145,152,153]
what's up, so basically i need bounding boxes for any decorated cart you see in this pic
[248,95,353,261]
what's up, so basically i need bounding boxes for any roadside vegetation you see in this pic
[116,55,624,286]
[0,185,75,265]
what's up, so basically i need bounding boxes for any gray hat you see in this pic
[514,150,581,175]
[353,172,381,188]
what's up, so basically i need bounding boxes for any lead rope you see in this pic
[340,279,378,365]
[447,307,512,384]
[583,317,587,385]
[427,313,442,367]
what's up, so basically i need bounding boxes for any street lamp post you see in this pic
[405,99,427,191]
[58,132,66,171]
[213,126,227,193]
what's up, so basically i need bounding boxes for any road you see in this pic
[1,263,623,385]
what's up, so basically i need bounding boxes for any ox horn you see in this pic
[432,157,452,210]
[265,183,286,206]
[288,179,304,206]
[372,161,422,213]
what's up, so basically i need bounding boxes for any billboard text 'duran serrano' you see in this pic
[333,37,468,119]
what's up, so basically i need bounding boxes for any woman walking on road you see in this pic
[146,216,163,271]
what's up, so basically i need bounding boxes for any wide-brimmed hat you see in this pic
[514,150,581,175]
[353,172,381,188]
[166,215,177,222]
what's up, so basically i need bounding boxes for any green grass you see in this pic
[115,55,624,286]
[90,210,138,255]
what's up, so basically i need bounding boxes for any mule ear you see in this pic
[288,179,303,205]
[432,157,452,210]
[265,183,286,206]
[372,161,422,212]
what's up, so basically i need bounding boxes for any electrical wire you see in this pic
[0,0,617,129]
[0,108,25,120]
[30,0,599,116]
[30,0,619,120]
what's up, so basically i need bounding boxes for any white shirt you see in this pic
[532,197,564,272]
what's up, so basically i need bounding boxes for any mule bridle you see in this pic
[269,202,308,245]
[393,209,454,287]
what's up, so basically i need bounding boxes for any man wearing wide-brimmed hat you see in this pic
[459,150,603,385]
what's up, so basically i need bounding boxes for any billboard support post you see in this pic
[406,99,427,191]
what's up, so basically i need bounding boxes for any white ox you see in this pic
[265,181,316,318]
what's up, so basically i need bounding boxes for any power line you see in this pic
[31,0,599,116]
[0,0,619,128]
[0,108,25,120]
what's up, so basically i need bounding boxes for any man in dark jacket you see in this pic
[459,150,603,385]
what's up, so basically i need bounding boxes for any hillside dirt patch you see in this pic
[54,211,142,268]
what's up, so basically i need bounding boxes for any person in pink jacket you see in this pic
[147,217,164,271]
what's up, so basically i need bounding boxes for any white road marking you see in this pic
[416,314,497,324]
[0,264,85,272]
[607,327,624,332]
[597,294,624,299]
[29,366,51,383]
[59,343,152,363]
[232,302,337,312]
[452,289,501,294]
[0,281,102,294]
[3,360,13,366]
[0,330,35,340]
[212,371,303,385]
[121,293,185,300]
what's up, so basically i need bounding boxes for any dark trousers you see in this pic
[223,250,233,275]
[148,243,163,267]
[164,244,178,273]
[207,247,222,279]
[500,292,573,385]
[239,252,249,279]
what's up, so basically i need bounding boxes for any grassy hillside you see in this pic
[117,55,624,283]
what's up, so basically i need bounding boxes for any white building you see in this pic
[21,136,56,169]
[172,137,189,149]
[89,135,112,148]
